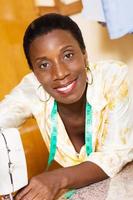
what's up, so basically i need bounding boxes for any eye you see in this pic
[39,61,50,69]
[64,52,74,60]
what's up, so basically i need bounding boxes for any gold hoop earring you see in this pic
[37,84,51,102]
[85,64,93,85]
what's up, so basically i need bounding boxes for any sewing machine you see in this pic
[0,118,60,200]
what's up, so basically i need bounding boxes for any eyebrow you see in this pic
[61,45,73,52]
[35,56,47,63]
[34,45,74,63]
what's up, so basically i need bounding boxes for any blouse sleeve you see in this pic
[87,61,133,177]
[0,75,33,128]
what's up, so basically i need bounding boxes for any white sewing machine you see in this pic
[0,128,28,200]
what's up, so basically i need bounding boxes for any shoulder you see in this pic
[9,72,40,100]
[89,60,128,84]
[19,72,40,87]
[87,60,129,110]
[15,72,40,91]
[90,59,127,73]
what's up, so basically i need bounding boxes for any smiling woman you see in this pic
[29,29,87,104]
[0,13,132,200]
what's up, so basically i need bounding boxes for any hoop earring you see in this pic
[85,64,93,85]
[37,84,51,102]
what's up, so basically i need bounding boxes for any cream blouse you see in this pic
[0,60,132,177]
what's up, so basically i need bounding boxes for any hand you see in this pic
[15,171,63,200]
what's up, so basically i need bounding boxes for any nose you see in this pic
[52,61,70,81]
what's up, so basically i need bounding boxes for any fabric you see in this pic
[82,0,105,22]
[0,60,132,178]
[101,0,133,39]
[106,162,133,200]
[58,162,133,200]
[82,0,133,39]
[0,128,28,195]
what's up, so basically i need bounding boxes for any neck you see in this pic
[57,86,87,116]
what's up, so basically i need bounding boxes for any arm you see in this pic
[15,161,107,200]
[15,62,133,200]
[50,161,108,188]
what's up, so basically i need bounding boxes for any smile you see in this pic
[55,80,77,95]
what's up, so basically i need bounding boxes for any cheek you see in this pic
[78,67,87,86]
[75,63,86,77]
[71,56,86,72]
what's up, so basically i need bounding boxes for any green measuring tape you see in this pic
[47,100,58,168]
[47,100,93,199]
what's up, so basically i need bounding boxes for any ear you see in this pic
[83,50,88,66]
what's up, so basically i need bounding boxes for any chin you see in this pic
[56,92,85,105]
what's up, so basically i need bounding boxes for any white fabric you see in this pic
[82,0,105,22]
[106,163,133,200]
[0,128,28,195]
[101,0,133,39]
[82,0,133,39]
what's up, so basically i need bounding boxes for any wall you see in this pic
[0,0,37,99]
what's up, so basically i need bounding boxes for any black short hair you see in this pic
[23,13,86,69]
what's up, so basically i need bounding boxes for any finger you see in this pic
[34,189,55,200]
[1,194,13,200]
[18,189,39,200]
[33,193,51,200]
[32,193,45,200]
[15,185,31,200]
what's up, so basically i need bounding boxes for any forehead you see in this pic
[29,29,80,53]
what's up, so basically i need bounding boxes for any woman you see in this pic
[0,13,132,200]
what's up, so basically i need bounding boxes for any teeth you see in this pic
[57,82,73,92]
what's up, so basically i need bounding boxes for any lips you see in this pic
[55,80,77,95]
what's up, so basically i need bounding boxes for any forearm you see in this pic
[15,161,108,200]
[53,161,108,190]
